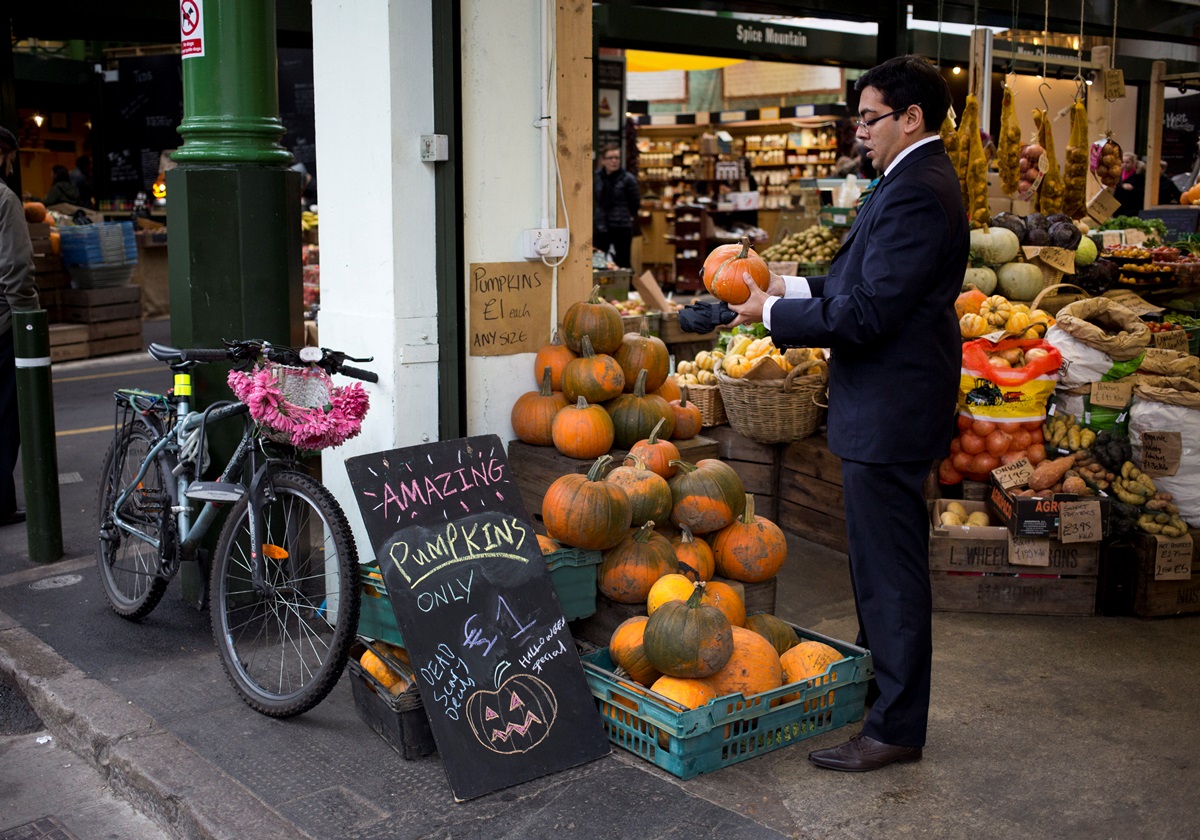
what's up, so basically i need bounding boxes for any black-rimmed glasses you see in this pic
[853,106,916,131]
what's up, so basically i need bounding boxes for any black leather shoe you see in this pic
[809,733,922,772]
[0,508,26,526]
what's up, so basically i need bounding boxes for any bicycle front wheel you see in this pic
[96,423,171,620]
[210,469,360,717]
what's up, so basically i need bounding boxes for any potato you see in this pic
[945,502,968,519]
[940,511,964,527]
[966,511,992,527]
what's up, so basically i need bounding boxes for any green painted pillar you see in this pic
[168,0,302,607]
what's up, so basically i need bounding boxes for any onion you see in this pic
[971,452,1000,474]
[971,419,997,437]
[960,431,986,455]
[986,429,1013,457]
[952,452,975,474]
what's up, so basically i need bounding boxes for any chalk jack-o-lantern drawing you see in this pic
[466,674,558,754]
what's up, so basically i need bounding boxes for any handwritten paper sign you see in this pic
[1090,380,1133,410]
[1152,329,1190,352]
[1153,535,1194,581]
[468,262,552,356]
[1103,289,1163,316]
[1086,190,1121,225]
[992,458,1033,491]
[1059,500,1103,544]
[1008,533,1050,567]
[1140,431,1182,478]
[1104,68,1127,100]
[345,436,608,801]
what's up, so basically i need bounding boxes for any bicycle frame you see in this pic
[108,367,265,575]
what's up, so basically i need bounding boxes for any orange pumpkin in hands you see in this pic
[703,236,770,305]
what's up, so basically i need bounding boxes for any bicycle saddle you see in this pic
[148,343,184,363]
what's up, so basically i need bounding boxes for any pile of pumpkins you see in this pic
[512,287,703,456]
[675,336,827,385]
[538,449,844,719]
[956,289,1056,340]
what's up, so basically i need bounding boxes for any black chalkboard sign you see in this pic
[345,436,609,801]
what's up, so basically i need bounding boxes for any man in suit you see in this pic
[729,55,967,771]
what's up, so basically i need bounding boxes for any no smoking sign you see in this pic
[180,0,205,58]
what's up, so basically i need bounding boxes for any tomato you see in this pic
[952,452,975,474]
[938,458,964,485]
[971,452,1000,474]
[985,429,1013,457]
[971,419,997,437]
[960,431,986,455]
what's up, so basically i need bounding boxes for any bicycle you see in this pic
[96,338,378,717]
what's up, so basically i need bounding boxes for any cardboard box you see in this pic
[987,476,1110,540]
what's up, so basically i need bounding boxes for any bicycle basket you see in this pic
[227,361,369,450]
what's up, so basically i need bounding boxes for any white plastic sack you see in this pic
[1129,382,1200,527]
[1045,326,1117,388]
[834,175,861,208]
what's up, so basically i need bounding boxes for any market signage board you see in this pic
[467,262,552,356]
[180,0,204,59]
[345,436,609,801]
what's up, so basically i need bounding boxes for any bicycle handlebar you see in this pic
[166,339,377,382]
[180,348,234,364]
[338,365,379,384]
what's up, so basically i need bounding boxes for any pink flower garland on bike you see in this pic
[227,365,370,450]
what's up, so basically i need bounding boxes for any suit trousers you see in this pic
[841,457,933,748]
[594,227,634,270]
[0,328,19,515]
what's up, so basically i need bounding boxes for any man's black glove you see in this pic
[677,301,737,333]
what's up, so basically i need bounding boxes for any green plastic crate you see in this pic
[358,565,404,647]
[545,546,603,621]
[580,624,872,779]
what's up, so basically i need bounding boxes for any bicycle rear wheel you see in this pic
[96,424,171,620]
[210,469,360,717]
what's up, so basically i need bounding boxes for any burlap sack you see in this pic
[1130,377,1200,526]
[1137,350,1200,382]
[1053,298,1151,361]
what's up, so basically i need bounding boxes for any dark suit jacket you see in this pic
[770,139,967,463]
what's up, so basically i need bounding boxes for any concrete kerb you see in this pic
[0,607,313,840]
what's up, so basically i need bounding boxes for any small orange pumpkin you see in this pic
[609,616,661,687]
[562,335,625,404]
[613,318,669,393]
[536,533,561,555]
[606,453,672,527]
[703,579,746,627]
[597,520,678,604]
[550,396,614,460]
[533,330,578,391]
[646,572,697,616]
[510,366,568,446]
[703,236,770,305]
[669,385,703,440]
[542,454,631,550]
[628,418,680,479]
[709,494,787,582]
[701,626,783,700]
[670,523,714,582]
[643,581,734,679]
[653,375,682,404]
[562,285,624,354]
[668,458,746,534]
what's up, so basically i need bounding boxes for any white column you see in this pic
[313,0,440,559]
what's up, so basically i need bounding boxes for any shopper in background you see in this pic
[0,126,38,526]
[1116,156,1181,216]
[42,165,82,208]
[593,143,640,269]
[727,54,967,773]
[69,156,95,208]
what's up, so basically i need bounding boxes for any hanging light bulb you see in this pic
[32,113,44,127]
[952,66,962,75]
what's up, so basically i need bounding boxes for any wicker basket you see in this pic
[686,383,727,427]
[715,367,827,444]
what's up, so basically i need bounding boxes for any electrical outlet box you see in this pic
[522,228,569,260]
[420,134,448,162]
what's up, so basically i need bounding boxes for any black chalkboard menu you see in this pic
[345,436,609,801]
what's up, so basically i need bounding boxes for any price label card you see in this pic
[992,458,1033,490]
[767,261,800,277]
[1153,535,1194,581]
[1141,430,1182,478]
[1038,246,1076,274]
[1058,500,1102,544]
[1008,533,1050,567]
[1153,330,1190,353]
[1103,289,1162,316]
[1086,190,1121,225]
[1104,68,1127,100]
[1090,380,1133,409]
[1124,229,1148,247]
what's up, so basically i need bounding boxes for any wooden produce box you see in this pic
[777,433,847,554]
[660,310,718,362]
[62,285,143,324]
[48,323,90,363]
[572,577,778,648]
[928,500,1099,616]
[705,425,781,521]
[1104,533,1200,618]
[506,436,719,527]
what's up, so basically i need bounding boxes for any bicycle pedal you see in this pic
[136,490,169,513]
[185,481,245,502]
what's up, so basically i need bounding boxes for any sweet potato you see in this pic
[1029,452,1079,491]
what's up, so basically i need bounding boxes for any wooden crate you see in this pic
[1120,533,1200,618]
[507,435,720,525]
[87,318,142,341]
[705,425,781,521]
[62,285,142,325]
[88,334,144,357]
[48,323,90,362]
[777,433,847,553]
[572,577,778,647]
